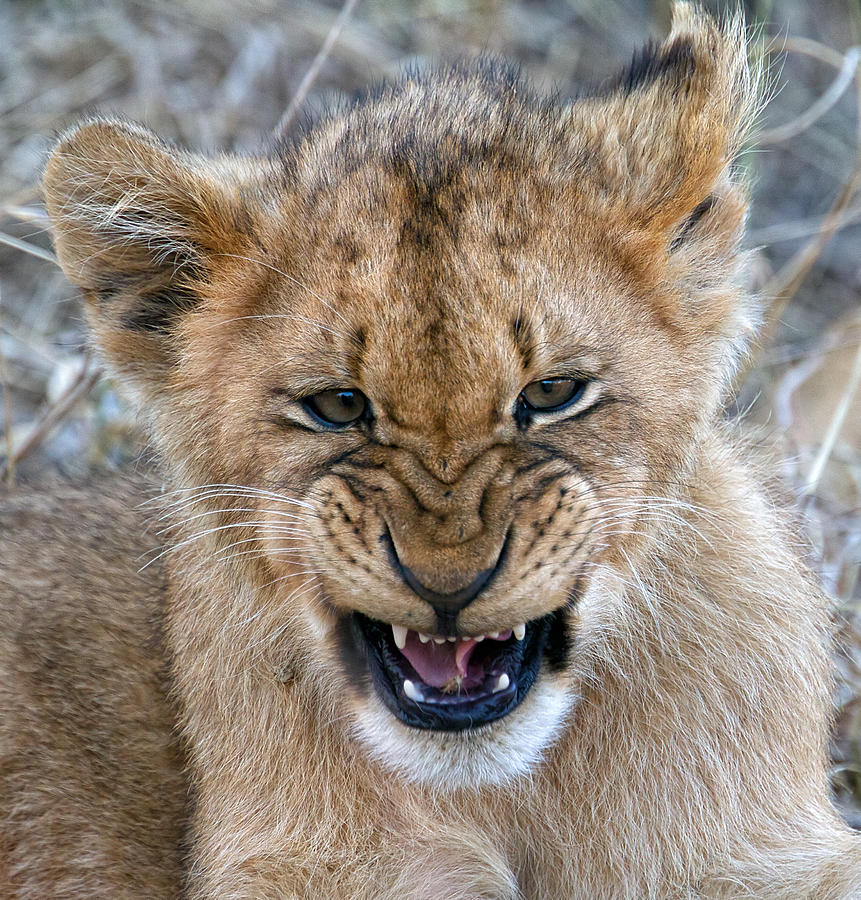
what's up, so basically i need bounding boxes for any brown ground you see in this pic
[1,0,859,822]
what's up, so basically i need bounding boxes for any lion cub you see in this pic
[2,4,859,898]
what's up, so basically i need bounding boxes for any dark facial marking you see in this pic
[344,325,367,385]
[511,314,535,370]
[543,580,580,673]
[334,613,373,700]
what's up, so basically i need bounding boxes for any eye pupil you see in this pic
[303,389,368,426]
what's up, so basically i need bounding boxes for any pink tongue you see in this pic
[401,634,478,689]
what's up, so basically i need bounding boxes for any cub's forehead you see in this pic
[285,60,562,186]
[266,230,615,441]
[279,62,572,260]
[257,63,640,425]
[272,254,537,433]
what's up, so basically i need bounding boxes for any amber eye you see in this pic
[303,389,368,427]
[520,377,587,413]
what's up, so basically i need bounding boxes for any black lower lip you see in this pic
[350,611,559,732]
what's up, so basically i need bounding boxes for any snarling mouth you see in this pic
[351,613,556,731]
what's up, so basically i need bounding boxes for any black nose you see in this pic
[400,565,495,620]
[382,527,508,633]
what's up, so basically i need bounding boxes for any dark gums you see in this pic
[352,610,564,732]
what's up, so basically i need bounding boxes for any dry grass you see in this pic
[1,0,859,821]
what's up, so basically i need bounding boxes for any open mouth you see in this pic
[351,613,556,731]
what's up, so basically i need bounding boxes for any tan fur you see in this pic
[0,479,186,896]
[2,4,860,897]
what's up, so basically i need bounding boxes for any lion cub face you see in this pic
[45,6,757,786]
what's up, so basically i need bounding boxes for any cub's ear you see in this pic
[570,2,760,241]
[44,119,265,384]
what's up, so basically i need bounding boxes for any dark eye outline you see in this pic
[301,389,370,428]
[518,377,589,415]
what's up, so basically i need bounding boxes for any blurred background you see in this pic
[0,0,859,818]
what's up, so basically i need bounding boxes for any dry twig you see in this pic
[0,231,58,266]
[275,0,361,137]
[759,47,859,145]
[737,41,861,388]
[802,339,861,496]
[0,285,14,487]
[0,358,103,483]
[3,205,51,226]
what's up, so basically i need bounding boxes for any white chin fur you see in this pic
[353,675,574,790]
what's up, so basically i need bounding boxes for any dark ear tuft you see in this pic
[617,36,696,95]
[566,3,760,235]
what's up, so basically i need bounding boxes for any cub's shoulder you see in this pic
[0,469,168,682]
[0,472,186,897]
[1,471,160,578]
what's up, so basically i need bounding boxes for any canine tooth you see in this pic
[419,633,431,643]
[403,680,423,702]
[474,634,485,642]
[513,623,526,641]
[493,673,510,693]
[488,631,500,639]
[392,624,408,650]
[433,636,447,644]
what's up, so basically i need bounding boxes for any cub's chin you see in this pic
[342,610,576,789]
[354,676,574,789]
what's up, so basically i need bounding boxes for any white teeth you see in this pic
[433,636,447,644]
[403,680,423,702]
[419,633,431,643]
[392,624,408,650]
[493,673,510,693]
[446,635,457,642]
[456,629,525,642]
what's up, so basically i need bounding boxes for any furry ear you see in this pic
[44,119,264,381]
[568,3,759,239]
